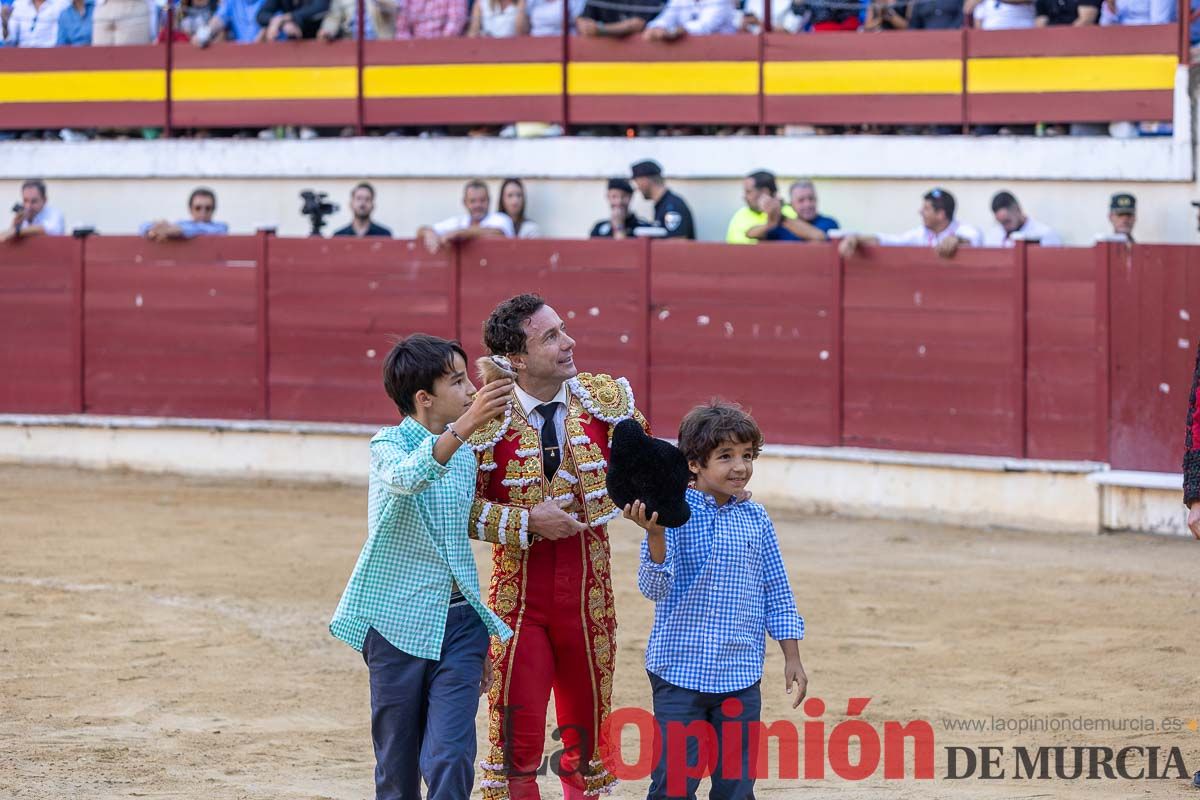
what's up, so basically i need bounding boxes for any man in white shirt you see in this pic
[969,0,1036,28]
[418,180,515,254]
[983,191,1062,247]
[838,188,983,259]
[1,179,66,242]
[643,0,736,38]
[4,0,69,46]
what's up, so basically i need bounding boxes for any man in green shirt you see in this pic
[330,333,513,800]
[725,170,828,244]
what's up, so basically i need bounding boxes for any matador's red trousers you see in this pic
[482,529,618,800]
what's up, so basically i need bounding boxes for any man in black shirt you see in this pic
[257,0,330,38]
[1034,0,1098,24]
[576,0,659,36]
[631,159,696,240]
[907,0,961,28]
[589,179,652,238]
[333,182,393,238]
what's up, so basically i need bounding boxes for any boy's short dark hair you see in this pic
[381,333,467,415]
[677,401,764,468]
[482,293,545,356]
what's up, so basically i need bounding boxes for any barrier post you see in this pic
[257,230,272,419]
[72,235,87,413]
[1093,241,1113,463]
[1012,241,1029,458]
[356,0,366,135]
[832,242,845,446]
[165,0,175,138]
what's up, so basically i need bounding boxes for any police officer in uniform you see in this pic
[589,178,652,239]
[631,159,696,240]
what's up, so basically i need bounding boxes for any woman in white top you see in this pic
[523,0,585,34]
[467,0,528,36]
[498,178,541,239]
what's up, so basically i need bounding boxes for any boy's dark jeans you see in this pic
[363,605,489,800]
[647,671,762,800]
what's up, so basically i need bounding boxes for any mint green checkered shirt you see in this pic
[329,417,512,659]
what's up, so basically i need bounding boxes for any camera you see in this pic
[11,203,23,214]
[300,190,339,237]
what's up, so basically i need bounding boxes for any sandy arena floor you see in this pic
[1,463,1199,799]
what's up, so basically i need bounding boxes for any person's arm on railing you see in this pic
[643,0,682,38]
[290,0,331,32]
[466,0,482,34]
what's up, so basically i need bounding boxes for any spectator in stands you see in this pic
[467,0,526,36]
[864,0,909,29]
[968,0,1035,27]
[195,0,263,43]
[1100,0,1173,24]
[576,0,656,36]
[727,170,826,245]
[788,180,839,239]
[257,0,328,39]
[838,188,982,259]
[1,0,11,40]
[394,0,466,37]
[318,0,395,38]
[498,178,541,239]
[55,0,93,43]
[91,0,152,44]
[739,0,809,31]
[907,0,962,27]
[4,0,69,46]
[418,180,514,254]
[644,0,736,38]
[1108,192,1137,241]
[525,0,583,34]
[792,0,863,30]
[159,0,217,40]
[983,191,1061,246]
[333,183,392,238]
[631,159,696,239]
[139,188,229,241]
[589,179,652,239]
[1,180,65,242]
[1035,0,1098,24]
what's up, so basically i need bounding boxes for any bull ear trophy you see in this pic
[477,355,517,384]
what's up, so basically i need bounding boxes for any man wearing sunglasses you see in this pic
[140,187,230,241]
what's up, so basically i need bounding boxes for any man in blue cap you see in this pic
[631,159,696,240]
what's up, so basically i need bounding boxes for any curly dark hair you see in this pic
[482,293,545,356]
[677,400,763,468]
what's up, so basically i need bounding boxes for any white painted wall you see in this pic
[1,124,1198,244]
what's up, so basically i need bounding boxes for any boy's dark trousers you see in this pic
[646,671,762,800]
[363,605,489,800]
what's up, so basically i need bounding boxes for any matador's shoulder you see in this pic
[467,401,513,454]
[567,372,637,424]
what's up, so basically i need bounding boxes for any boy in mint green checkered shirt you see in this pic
[330,334,513,800]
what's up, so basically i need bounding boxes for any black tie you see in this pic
[536,402,561,479]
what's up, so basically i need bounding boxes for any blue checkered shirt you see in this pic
[330,417,512,660]
[639,488,805,693]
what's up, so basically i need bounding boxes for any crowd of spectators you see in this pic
[6,162,1150,250]
[1,0,1189,49]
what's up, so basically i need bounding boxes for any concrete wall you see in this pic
[1,126,1197,244]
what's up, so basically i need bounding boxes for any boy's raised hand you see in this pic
[622,500,664,536]
[458,378,512,437]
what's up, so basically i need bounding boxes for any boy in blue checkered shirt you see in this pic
[329,334,513,800]
[623,401,808,800]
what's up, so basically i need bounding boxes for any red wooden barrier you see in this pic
[0,237,82,413]
[83,236,261,418]
[9,235,1200,474]
[1024,244,1107,461]
[647,241,840,446]
[842,246,1022,456]
[1108,243,1200,473]
[267,236,456,424]
[456,239,649,405]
